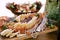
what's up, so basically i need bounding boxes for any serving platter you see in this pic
[0,14,58,40]
[0,26,58,40]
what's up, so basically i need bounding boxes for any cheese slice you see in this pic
[26,16,37,29]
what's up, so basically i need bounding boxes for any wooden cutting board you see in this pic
[0,27,58,40]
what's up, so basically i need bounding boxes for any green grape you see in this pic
[10,4,15,9]
[2,26,7,31]
[45,22,48,26]
[50,24,55,29]
[29,4,34,9]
